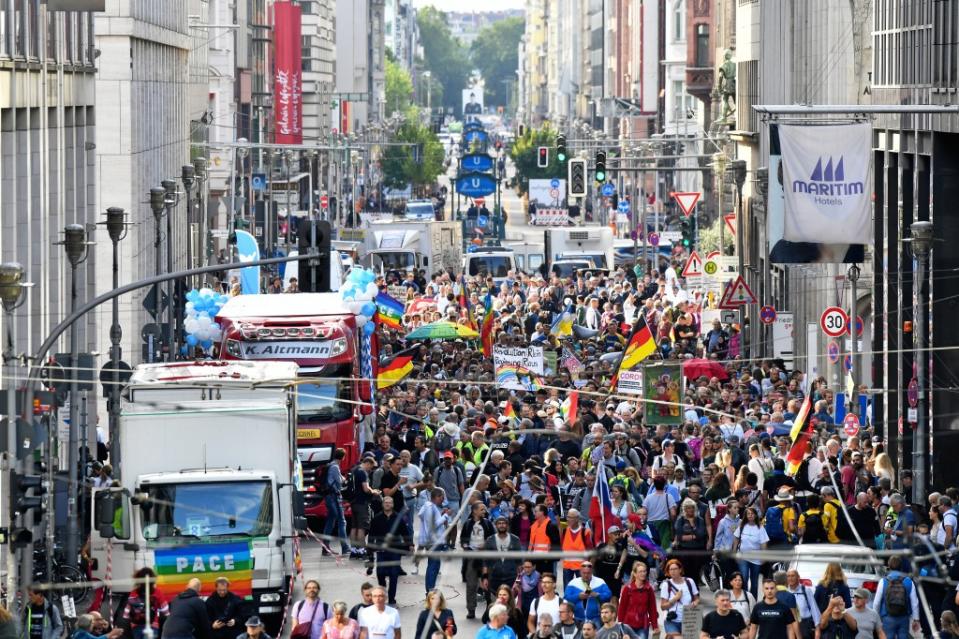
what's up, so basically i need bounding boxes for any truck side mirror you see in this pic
[292,491,307,531]
[95,492,117,539]
[423,256,428,267]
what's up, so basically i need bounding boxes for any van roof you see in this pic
[129,360,299,386]
[217,293,352,319]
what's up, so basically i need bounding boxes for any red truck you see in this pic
[215,293,374,521]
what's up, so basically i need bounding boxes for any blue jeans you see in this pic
[663,619,682,635]
[882,615,911,639]
[323,493,349,553]
[425,544,447,592]
[738,560,762,598]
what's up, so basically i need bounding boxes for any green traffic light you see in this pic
[683,239,691,247]
[557,152,567,162]
[596,170,606,182]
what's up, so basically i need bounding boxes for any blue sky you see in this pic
[412,0,524,10]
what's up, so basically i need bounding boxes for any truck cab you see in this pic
[463,246,516,282]
[544,226,615,275]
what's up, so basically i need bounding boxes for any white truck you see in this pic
[361,219,463,275]
[90,361,303,630]
[544,226,615,277]
[462,246,517,282]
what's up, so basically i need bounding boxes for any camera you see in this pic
[666,611,678,622]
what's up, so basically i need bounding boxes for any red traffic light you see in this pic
[537,146,549,168]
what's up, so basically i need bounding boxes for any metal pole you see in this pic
[4,306,19,604]
[106,207,125,471]
[848,264,861,415]
[731,160,747,358]
[162,180,177,361]
[151,188,165,364]
[66,261,80,569]
[911,220,933,502]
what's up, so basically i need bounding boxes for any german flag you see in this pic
[376,354,414,390]
[785,395,814,476]
[609,315,656,391]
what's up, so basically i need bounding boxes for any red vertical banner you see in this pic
[273,1,302,144]
[340,101,350,135]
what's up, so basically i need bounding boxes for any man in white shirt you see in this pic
[358,586,401,639]
[786,568,821,637]
[418,488,452,593]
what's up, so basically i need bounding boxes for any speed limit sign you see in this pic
[820,306,849,337]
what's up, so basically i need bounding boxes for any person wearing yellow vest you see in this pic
[561,509,594,588]
[528,504,561,576]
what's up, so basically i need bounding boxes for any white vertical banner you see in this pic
[779,123,873,244]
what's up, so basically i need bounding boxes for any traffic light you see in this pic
[297,219,332,293]
[595,151,607,182]
[537,146,549,168]
[556,135,567,162]
[568,158,587,197]
[680,217,695,248]
[12,473,43,514]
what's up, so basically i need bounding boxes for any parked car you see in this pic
[778,543,883,596]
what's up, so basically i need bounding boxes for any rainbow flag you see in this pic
[480,292,494,357]
[459,275,476,329]
[504,401,516,423]
[374,292,405,329]
[154,541,253,599]
[561,391,579,425]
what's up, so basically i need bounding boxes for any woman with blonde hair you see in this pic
[813,562,851,612]
[319,601,358,639]
[415,589,457,637]
[716,449,735,484]
[874,452,896,483]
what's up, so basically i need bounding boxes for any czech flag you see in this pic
[480,292,495,357]
[609,315,656,391]
[785,394,814,476]
[560,391,579,425]
[374,292,405,330]
[376,353,414,390]
[589,462,620,545]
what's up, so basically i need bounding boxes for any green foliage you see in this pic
[380,115,445,191]
[469,16,525,106]
[417,7,472,113]
[509,125,565,196]
[697,216,734,254]
[385,58,413,118]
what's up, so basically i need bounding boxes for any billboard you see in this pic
[528,178,568,209]
[643,363,685,426]
[462,88,484,117]
[273,2,303,144]
[768,124,864,263]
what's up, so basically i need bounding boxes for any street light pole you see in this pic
[101,208,128,473]
[193,157,209,269]
[149,188,166,363]
[847,263,861,415]
[911,220,933,502]
[730,160,747,356]
[59,224,90,570]
[162,180,177,360]
[181,165,197,288]
[0,263,30,604]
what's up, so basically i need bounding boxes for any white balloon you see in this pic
[364,282,379,299]
[348,301,365,315]
[355,315,368,328]
[185,319,199,334]
[185,302,195,314]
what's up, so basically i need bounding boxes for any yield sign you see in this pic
[723,213,737,236]
[671,191,701,217]
[718,275,757,309]
[681,251,704,277]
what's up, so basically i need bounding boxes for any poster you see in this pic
[616,370,644,395]
[768,124,864,263]
[528,179,568,209]
[493,345,545,375]
[643,363,684,425]
[273,2,303,144]
[462,87,484,117]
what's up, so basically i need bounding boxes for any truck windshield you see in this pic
[298,379,353,423]
[404,203,435,220]
[551,262,590,278]
[371,252,415,271]
[141,481,273,540]
[468,256,511,278]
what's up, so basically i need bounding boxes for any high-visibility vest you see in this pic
[529,519,552,553]
[562,526,588,570]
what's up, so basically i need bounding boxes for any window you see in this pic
[695,24,709,67]
[672,0,685,42]
[141,481,273,541]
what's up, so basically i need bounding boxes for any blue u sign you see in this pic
[464,130,488,145]
[456,173,496,198]
[460,153,494,173]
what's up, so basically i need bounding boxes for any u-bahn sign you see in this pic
[455,172,497,198]
[460,153,494,173]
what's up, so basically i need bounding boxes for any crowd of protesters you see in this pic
[304,259,959,639]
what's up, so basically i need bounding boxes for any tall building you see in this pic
[385,0,419,72]
[93,0,210,365]
[301,0,337,142]
[335,0,386,132]
[0,4,99,361]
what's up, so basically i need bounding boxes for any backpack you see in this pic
[795,458,815,492]
[128,600,147,626]
[801,511,827,544]
[433,430,454,452]
[884,575,910,617]
[341,468,359,501]
[764,505,788,543]
[315,464,332,496]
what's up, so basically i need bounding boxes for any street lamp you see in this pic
[59,224,91,570]
[98,208,128,473]
[910,220,933,502]
[0,262,30,602]
[181,165,197,284]
[149,187,166,363]
[847,262,862,412]
[193,157,208,269]
[162,179,178,360]
[728,159,747,357]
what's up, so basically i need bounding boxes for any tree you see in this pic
[510,125,565,196]
[697,216,734,254]
[380,112,445,192]
[417,7,472,113]
[469,16,524,106]
[385,58,413,118]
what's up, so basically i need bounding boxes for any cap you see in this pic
[607,525,621,534]
[245,617,264,628]
[853,588,870,599]
[494,515,508,524]
[443,451,455,459]
[361,453,376,463]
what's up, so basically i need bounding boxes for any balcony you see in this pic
[685,67,714,102]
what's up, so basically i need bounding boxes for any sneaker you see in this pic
[366,565,373,576]
[411,565,419,575]
[466,613,475,620]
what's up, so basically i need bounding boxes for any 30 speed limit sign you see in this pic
[820,306,850,337]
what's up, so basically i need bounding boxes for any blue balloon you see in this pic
[361,302,376,317]
[186,290,199,302]
[363,321,375,336]
[186,334,198,347]
[341,288,356,300]
[201,339,213,349]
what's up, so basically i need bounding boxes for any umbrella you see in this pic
[405,320,479,341]
[681,358,730,381]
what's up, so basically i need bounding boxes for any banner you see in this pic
[616,370,644,395]
[233,230,260,294]
[768,124,864,264]
[493,345,545,375]
[643,363,684,425]
[154,541,253,599]
[779,123,871,244]
[273,2,303,144]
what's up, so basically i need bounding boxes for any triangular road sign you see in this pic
[718,275,757,309]
[671,191,701,217]
[682,251,704,277]
[723,213,737,236]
